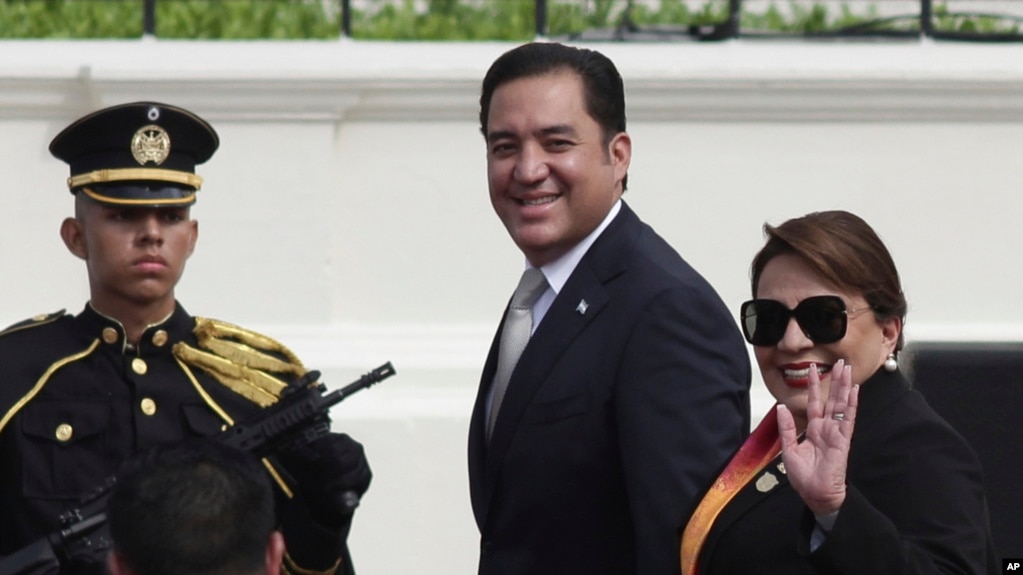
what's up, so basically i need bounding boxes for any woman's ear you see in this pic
[881,315,903,355]
[60,217,88,261]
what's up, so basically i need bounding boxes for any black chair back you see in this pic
[907,341,1023,560]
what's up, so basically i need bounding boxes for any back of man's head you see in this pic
[107,440,280,575]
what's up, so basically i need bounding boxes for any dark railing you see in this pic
[116,0,1023,43]
[537,0,1023,43]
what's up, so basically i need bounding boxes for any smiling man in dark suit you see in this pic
[467,42,752,575]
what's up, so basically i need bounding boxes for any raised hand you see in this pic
[776,359,859,516]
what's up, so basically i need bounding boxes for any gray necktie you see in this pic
[487,267,548,442]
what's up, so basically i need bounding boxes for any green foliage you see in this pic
[0,0,142,38]
[547,0,618,37]
[932,2,1020,35]
[155,0,340,39]
[0,0,1018,40]
[0,0,342,39]
[625,0,728,27]
[740,1,897,34]
[350,0,534,40]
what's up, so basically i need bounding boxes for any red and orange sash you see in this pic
[679,406,782,575]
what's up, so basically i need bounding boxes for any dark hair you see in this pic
[108,440,276,575]
[749,210,908,351]
[479,41,629,189]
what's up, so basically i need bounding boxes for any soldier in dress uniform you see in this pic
[0,102,371,575]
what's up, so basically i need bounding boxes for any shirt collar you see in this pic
[78,301,190,355]
[533,199,622,294]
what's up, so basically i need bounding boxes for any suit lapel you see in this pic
[477,204,640,514]
[483,262,610,467]
[698,453,792,566]
[468,318,503,522]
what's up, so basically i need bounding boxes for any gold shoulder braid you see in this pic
[175,319,343,573]
[172,317,307,407]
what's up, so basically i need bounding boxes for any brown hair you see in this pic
[750,210,908,351]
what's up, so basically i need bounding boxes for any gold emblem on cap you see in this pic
[755,471,779,493]
[102,327,119,344]
[131,357,148,375]
[140,397,157,416]
[152,330,168,347]
[131,124,171,166]
[55,423,73,442]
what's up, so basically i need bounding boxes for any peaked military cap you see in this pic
[49,101,219,207]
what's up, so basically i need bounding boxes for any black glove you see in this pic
[279,432,372,531]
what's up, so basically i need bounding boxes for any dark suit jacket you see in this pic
[468,202,751,575]
[698,368,998,575]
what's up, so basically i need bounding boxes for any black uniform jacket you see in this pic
[468,202,752,575]
[698,368,999,575]
[0,302,341,574]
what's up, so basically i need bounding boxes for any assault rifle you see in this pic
[0,362,396,575]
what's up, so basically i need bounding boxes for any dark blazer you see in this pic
[468,202,751,575]
[698,368,998,575]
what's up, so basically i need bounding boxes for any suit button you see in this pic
[102,327,119,344]
[152,330,168,347]
[140,398,157,416]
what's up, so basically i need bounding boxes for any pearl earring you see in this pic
[884,353,898,372]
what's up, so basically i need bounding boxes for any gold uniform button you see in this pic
[102,327,119,344]
[152,330,169,347]
[140,398,157,416]
[55,423,73,442]
[131,357,148,375]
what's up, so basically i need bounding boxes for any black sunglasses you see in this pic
[740,295,872,347]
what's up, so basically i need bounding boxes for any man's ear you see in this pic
[60,217,88,261]
[106,550,132,575]
[265,531,286,575]
[187,219,199,258]
[609,131,632,190]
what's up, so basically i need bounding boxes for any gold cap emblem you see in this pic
[131,124,171,165]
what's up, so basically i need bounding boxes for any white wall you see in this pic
[1,39,1022,574]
